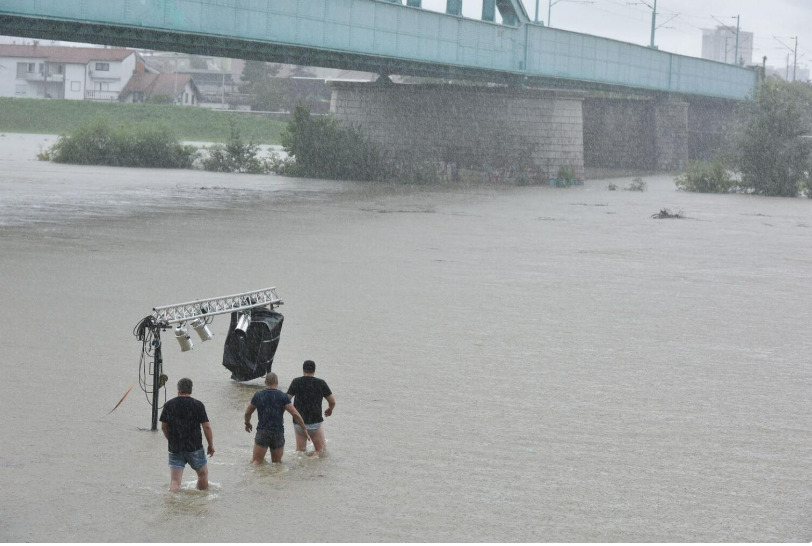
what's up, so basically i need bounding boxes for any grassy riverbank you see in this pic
[0,97,285,144]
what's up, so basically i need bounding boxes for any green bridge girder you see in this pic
[0,0,757,99]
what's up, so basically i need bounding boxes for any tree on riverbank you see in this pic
[733,78,812,197]
[269,105,384,181]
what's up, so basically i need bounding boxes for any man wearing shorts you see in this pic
[287,360,336,456]
[159,377,214,493]
[244,372,308,465]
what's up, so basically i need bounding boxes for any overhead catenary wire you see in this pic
[521,0,806,69]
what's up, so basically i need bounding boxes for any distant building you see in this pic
[0,44,149,100]
[0,43,378,110]
[119,72,202,105]
[701,26,753,66]
[764,64,810,83]
[138,52,240,107]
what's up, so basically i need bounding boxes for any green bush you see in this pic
[273,105,384,181]
[674,161,736,193]
[46,118,197,168]
[556,165,577,184]
[202,124,270,174]
[625,177,647,191]
[733,78,812,197]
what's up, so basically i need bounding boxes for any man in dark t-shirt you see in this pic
[159,377,214,492]
[287,360,336,456]
[244,372,308,465]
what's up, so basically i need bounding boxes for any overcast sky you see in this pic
[432,0,811,71]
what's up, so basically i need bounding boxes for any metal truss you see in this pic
[152,287,283,327]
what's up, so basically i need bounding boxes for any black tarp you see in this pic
[221,308,284,381]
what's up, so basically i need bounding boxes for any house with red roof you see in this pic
[0,44,148,101]
[119,72,201,105]
[0,43,202,104]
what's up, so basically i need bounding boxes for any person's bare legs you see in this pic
[251,444,268,466]
[294,427,308,452]
[194,464,209,490]
[270,447,284,463]
[169,467,184,493]
[309,426,326,456]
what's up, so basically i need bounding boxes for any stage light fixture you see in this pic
[235,312,251,337]
[174,324,194,352]
[190,318,213,342]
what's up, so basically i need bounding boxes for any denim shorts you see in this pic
[168,448,207,471]
[255,429,285,450]
[293,422,322,434]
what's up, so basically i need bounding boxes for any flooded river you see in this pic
[1,133,810,541]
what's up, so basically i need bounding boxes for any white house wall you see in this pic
[64,63,85,100]
[0,56,19,97]
[85,53,135,99]
[0,55,46,98]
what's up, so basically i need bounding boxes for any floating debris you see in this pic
[651,208,685,219]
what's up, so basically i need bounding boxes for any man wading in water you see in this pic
[159,377,215,493]
[244,372,308,465]
[287,359,335,456]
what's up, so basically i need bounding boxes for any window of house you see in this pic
[71,81,81,92]
[95,62,110,71]
[14,84,27,96]
[16,62,36,78]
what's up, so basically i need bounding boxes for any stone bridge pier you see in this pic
[330,82,586,181]
[330,82,732,179]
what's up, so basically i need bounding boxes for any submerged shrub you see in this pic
[675,161,736,193]
[272,105,384,181]
[46,118,197,168]
[202,123,270,174]
[625,177,647,191]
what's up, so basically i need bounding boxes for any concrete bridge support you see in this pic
[583,97,691,172]
[653,99,689,172]
[330,83,585,181]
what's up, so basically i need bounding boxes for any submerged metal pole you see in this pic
[150,331,162,431]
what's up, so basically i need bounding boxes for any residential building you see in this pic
[0,44,145,100]
[138,52,240,106]
[701,26,754,66]
[119,72,201,105]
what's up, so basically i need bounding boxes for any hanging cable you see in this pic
[133,315,166,411]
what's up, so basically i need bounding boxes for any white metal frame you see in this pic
[152,287,283,327]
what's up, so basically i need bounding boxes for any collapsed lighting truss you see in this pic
[139,287,283,431]
[152,287,283,327]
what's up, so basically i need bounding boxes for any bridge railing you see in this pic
[0,0,758,100]
[524,24,757,98]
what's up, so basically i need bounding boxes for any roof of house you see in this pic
[0,44,136,63]
[120,72,200,99]
[150,73,197,97]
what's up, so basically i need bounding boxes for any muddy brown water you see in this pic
[1,133,811,541]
